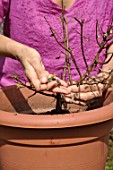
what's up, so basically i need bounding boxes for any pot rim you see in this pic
[0,86,113,129]
[0,101,113,129]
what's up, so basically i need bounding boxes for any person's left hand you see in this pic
[63,69,113,105]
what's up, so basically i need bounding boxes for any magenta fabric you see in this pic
[0,0,113,87]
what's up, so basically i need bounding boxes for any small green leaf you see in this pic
[97,35,100,38]
[17,82,22,88]
[12,74,19,79]
[85,38,89,42]
[50,31,56,37]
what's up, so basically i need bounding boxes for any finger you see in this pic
[44,81,60,91]
[68,84,100,93]
[29,55,48,83]
[68,83,108,93]
[92,71,112,84]
[34,62,48,84]
[55,77,68,87]
[25,66,42,91]
[47,75,68,87]
[39,80,70,93]
[52,86,70,94]
[65,91,103,101]
[64,97,87,106]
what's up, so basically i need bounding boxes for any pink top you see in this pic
[0,0,113,87]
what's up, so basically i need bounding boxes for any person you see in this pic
[0,0,113,104]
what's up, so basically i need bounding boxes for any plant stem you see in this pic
[55,93,63,113]
[61,1,72,84]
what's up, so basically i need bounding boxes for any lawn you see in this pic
[105,130,113,170]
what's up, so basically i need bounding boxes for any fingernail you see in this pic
[35,84,41,91]
[67,90,71,94]
[68,87,72,92]
[66,88,71,94]
[41,76,48,83]
[65,90,70,94]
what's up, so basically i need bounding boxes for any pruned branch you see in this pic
[13,1,113,113]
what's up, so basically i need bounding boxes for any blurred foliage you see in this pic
[105,130,113,170]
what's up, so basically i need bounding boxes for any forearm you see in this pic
[102,43,113,71]
[0,34,25,59]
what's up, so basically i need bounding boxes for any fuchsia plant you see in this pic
[13,0,113,114]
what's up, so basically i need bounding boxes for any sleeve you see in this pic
[0,0,9,24]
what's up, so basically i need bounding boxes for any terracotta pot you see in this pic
[0,85,113,170]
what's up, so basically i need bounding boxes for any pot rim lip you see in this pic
[0,86,113,129]
[0,102,113,129]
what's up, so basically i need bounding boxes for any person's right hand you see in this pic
[17,46,70,94]
[0,35,70,94]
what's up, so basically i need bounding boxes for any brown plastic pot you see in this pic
[0,85,113,170]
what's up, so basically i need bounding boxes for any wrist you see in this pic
[13,43,28,61]
[0,35,29,61]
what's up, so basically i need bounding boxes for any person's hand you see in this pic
[63,69,113,105]
[17,46,70,94]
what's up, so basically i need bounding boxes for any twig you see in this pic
[61,1,72,84]
[74,17,88,69]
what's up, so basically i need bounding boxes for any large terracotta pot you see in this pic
[0,85,113,170]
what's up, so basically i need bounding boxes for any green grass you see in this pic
[105,164,113,170]
[105,133,113,170]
